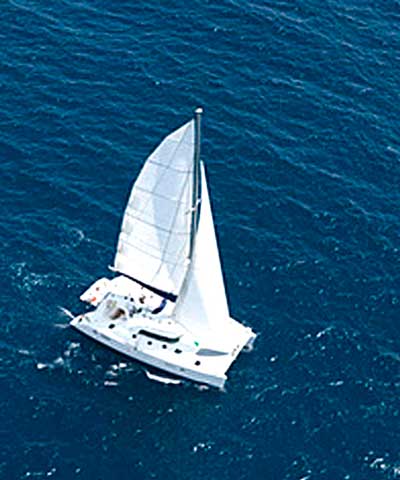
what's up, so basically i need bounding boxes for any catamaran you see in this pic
[70,108,256,389]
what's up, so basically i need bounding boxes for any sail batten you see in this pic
[117,235,187,263]
[114,120,195,295]
[122,213,190,235]
[133,184,192,203]
[146,160,193,174]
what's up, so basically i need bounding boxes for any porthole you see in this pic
[147,341,152,346]
[108,324,115,329]
[174,349,182,354]
[132,334,137,339]
[162,345,167,349]
[195,360,201,366]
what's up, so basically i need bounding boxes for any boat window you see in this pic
[195,360,201,366]
[174,349,182,354]
[138,330,180,344]
[108,324,115,329]
[162,345,167,349]
[147,341,152,346]
[197,348,227,356]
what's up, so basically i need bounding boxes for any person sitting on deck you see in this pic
[139,295,146,305]
[110,308,125,320]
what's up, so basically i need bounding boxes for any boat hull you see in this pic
[70,315,255,389]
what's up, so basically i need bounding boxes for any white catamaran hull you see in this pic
[71,310,255,389]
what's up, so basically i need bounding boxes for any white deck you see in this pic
[70,293,255,389]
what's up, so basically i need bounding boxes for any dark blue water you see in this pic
[1,1,400,478]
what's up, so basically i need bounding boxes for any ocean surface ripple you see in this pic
[1,1,399,479]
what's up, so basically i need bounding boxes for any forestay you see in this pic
[174,163,231,336]
[114,120,195,296]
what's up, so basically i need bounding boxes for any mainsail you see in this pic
[174,163,231,336]
[114,120,195,296]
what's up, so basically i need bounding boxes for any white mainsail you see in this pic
[114,120,195,296]
[174,163,231,337]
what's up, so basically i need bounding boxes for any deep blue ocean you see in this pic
[1,1,399,478]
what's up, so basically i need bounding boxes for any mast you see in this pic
[188,107,203,260]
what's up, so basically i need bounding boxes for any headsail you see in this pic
[114,120,196,296]
[174,163,231,336]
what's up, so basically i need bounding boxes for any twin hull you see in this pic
[70,310,255,389]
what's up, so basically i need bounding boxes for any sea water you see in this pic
[1,1,399,479]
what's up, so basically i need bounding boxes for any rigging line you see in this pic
[147,159,192,174]
[118,172,192,289]
[174,112,203,305]
[128,168,190,223]
[164,226,192,279]
[116,122,193,259]
[120,123,194,289]
[164,170,204,281]
[151,168,193,284]
[122,196,193,286]
[133,184,190,204]
[120,178,191,263]
[123,210,190,235]
[119,232,185,261]
[174,162,205,311]
[138,122,193,219]
[125,122,193,230]
[118,237,185,265]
